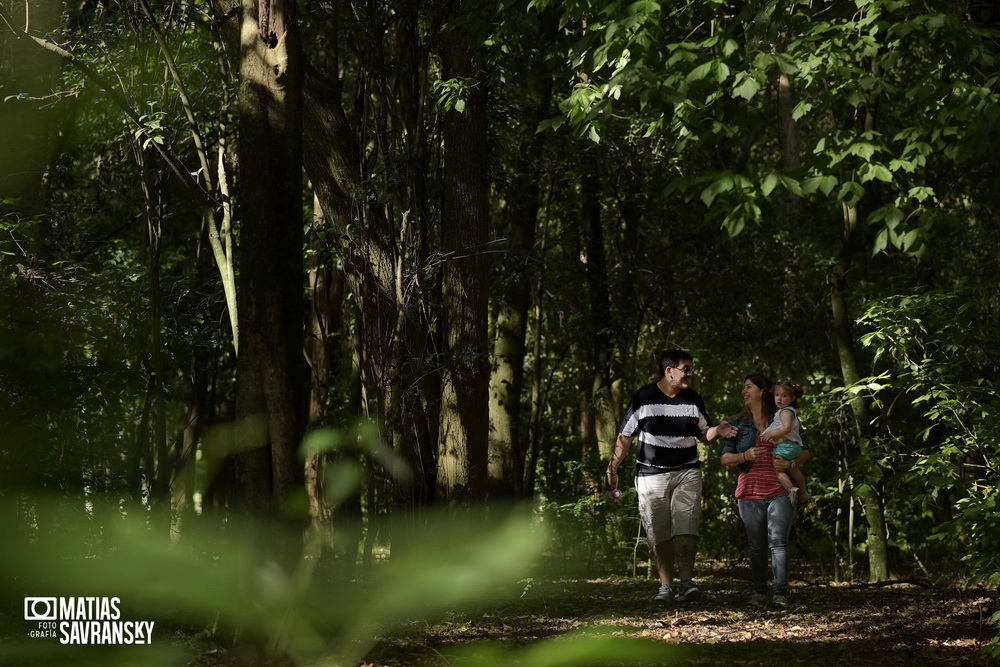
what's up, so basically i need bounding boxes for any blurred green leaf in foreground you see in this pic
[0,495,670,666]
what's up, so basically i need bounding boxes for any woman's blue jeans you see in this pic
[737,495,795,595]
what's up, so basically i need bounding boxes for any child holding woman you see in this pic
[760,381,810,507]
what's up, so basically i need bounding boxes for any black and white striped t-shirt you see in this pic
[619,383,714,476]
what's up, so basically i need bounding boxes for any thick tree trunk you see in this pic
[436,29,490,505]
[234,0,307,521]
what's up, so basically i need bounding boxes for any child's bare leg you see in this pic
[776,470,794,492]
[789,467,806,490]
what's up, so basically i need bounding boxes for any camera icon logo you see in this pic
[24,598,58,621]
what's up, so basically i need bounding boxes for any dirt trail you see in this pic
[366,565,999,666]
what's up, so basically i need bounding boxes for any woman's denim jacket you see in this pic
[717,413,757,473]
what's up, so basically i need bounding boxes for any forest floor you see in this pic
[354,562,999,667]
[169,561,1000,666]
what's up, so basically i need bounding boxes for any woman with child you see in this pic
[718,374,810,608]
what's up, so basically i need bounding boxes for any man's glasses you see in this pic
[668,365,694,374]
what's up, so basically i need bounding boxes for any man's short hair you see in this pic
[657,349,693,377]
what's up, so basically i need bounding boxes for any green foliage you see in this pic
[448,630,674,665]
[434,76,480,113]
[0,408,660,664]
[5,0,1000,658]
[541,484,643,575]
[848,289,1000,581]
[536,0,1000,246]
[0,499,554,665]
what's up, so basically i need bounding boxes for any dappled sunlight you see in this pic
[3,0,1000,664]
[365,568,996,666]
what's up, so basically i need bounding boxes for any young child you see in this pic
[760,381,810,507]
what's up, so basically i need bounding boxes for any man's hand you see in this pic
[605,469,619,492]
[604,469,621,502]
[717,420,738,439]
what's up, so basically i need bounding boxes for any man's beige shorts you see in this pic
[636,468,702,545]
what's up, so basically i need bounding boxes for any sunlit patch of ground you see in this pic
[362,564,999,666]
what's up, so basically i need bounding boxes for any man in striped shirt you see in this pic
[605,349,736,603]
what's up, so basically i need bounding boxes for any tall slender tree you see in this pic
[436,7,491,505]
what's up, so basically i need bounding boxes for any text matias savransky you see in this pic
[24,596,155,645]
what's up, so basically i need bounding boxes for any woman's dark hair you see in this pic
[745,373,776,422]
[657,349,693,377]
[773,380,804,408]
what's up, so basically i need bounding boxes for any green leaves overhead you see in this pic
[537,0,1000,251]
[732,72,761,101]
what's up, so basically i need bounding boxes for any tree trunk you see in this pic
[777,49,890,582]
[831,207,890,582]
[301,66,440,511]
[173,351,210,541]
[488,78,550,500]
[488,221,533,498]
[524,199,550,497]
[307,194,346,426]
[138,153,171,533]
[436,27,490,506]
[234,0,307,523]
[305,193,364,571]
[776,72,801,173]
[828,55,890,583]
[581,167,613,458]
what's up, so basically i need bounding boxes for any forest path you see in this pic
[366,563,998,666]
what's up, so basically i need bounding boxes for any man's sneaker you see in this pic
[789,487,800,507]
[676,580,701,602]
[748,592,769,607]
[653,585,673,602]
[772,594,789,608]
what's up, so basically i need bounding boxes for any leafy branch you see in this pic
[0,5,216,209]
